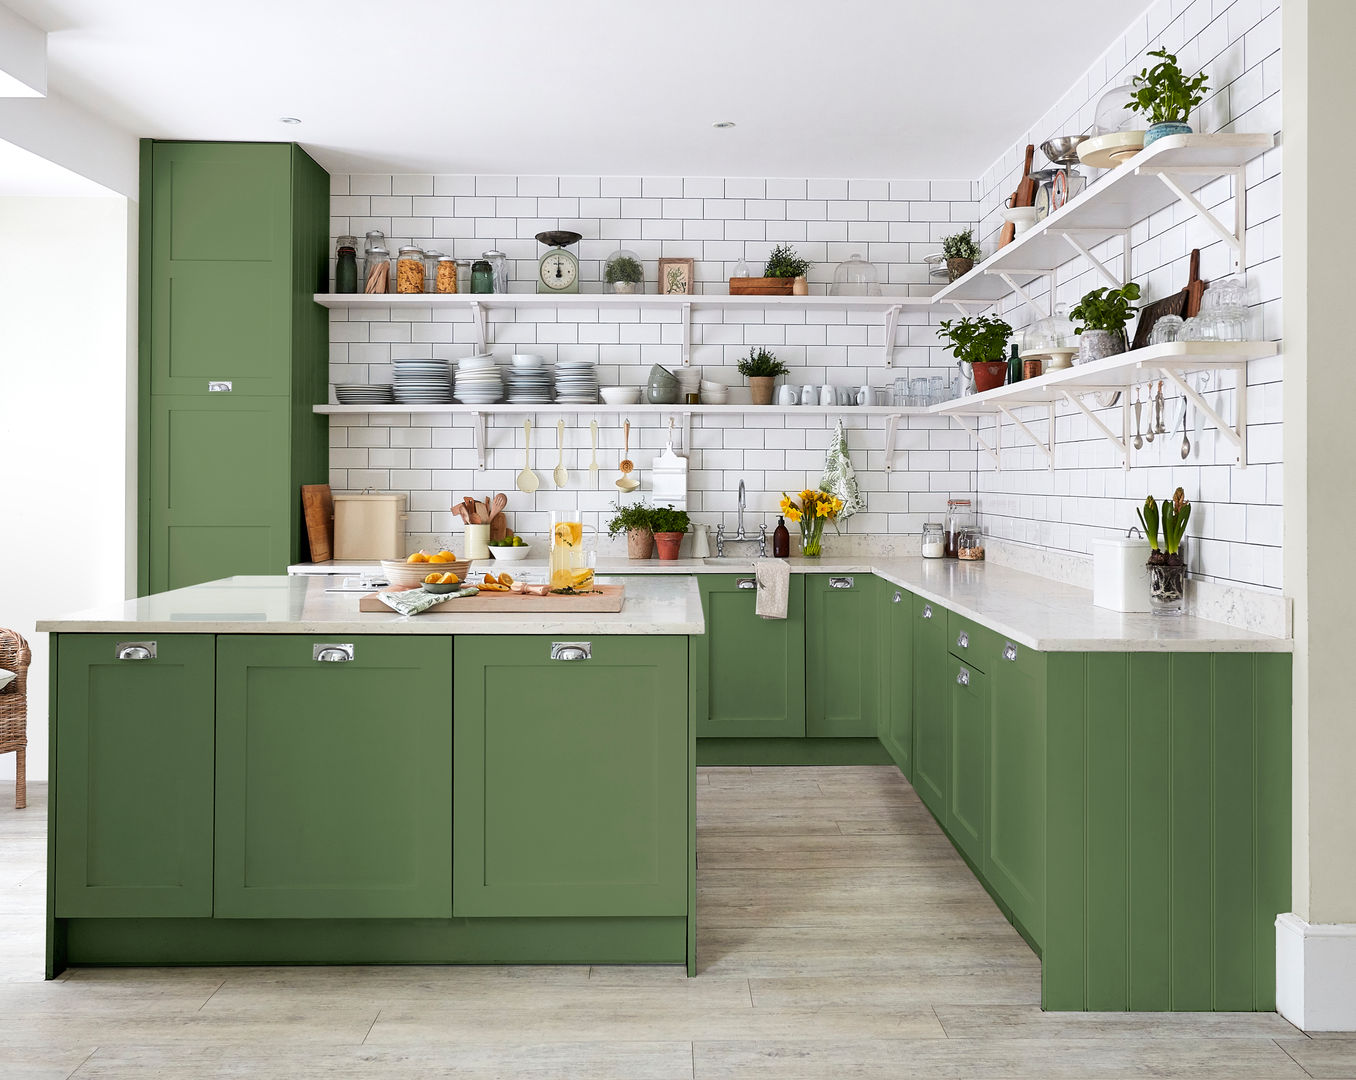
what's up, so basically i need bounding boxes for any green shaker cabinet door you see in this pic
[214,635,453,918]
[54,634,216,917]
[985,637,1046,945]
[948,656,987,867]
[878,584,914,778]
[695,575,804,738]
[912,596,949,818]
[805,574,879,737]
[454,636,688,918]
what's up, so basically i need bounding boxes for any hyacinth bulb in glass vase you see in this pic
[780,489,843,557]
[1136,488,1191,615]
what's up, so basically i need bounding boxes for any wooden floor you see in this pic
[0,767,1345,1079]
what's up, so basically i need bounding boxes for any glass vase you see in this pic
[800,517,825,558]
[1147,560,1187,616]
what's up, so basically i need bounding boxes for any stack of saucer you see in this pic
[453,354,504,404]
[504,354,552,404]
[553,360,599,404]
[392,359,452,405]
[335,383,395,405]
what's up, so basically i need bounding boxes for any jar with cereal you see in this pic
[396,246,425,293]
[435,255,457,294]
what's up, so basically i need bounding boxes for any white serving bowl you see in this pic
[600,386,642,405]
[702,391,729,405]
[380,557,472,587]
[511,354,544,368]
[700,380,724,392]
[488,543,533,561]
[459,355,498,372]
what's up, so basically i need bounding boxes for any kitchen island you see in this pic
[38,575,704,977]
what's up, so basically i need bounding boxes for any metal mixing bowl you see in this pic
[1041,136,1091,166]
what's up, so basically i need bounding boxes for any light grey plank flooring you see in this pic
[0,769,1319,1079]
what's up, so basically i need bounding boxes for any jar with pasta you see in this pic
[363,244,390,293]
[396,246,425,293]
[435,255,457,294]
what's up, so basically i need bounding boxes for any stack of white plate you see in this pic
[454,354,504,404]
[335,383,395,405]
[504,354,552,404]
[392,359,453,405]
[553,361,599,404]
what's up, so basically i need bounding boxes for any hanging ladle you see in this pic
[616,419,639,492]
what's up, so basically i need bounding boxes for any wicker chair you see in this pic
[0,629,29,809]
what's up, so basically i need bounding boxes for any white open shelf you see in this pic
[312,292,933,312]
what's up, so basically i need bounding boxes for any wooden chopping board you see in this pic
[999,144,1037,249]
[359,583,625,614]
[1184,248,1208,318]
[301,484,333,563]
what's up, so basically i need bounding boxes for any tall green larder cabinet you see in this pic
[139,141,330,594]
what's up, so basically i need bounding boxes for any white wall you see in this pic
[0,195,133,785]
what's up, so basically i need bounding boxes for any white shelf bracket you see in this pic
[1061,390,1128,467]
[470,301,488,354]
[1054,230,1125,291]
[884,412,902,471]
[1159,365,1247,467]
[996,403,1054,470]
[883,304,903,367]
[951,415,1000,470]
[667,409,693,453]
[680,303,693,366]
[1143,166,1247,273]
[470,410,487,470]
[990,271,1048,320]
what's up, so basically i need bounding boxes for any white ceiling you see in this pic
[9,0,1135,179]
[0,136,117,195]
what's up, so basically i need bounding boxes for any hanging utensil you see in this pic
[1155,380,1167,435]
[616,419,639,492]
[553,420,568,488]
[1132,389,1143,450]
[1180,394,1192,459]
[516,420,540,493]
[1144,383,1156,443]
[589,420,599,484]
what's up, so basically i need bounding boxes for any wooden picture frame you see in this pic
[658,258,695,295]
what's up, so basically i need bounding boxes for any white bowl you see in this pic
[600,386,642,405]
[702,392,729,405]
[459,356,498,372]
[488,543,533,561]
[511,354,544,368]
[700,381,724,392]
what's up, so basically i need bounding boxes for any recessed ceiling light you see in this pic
[279,116,302,125]
[712,121,736,129]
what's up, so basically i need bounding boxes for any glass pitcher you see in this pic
[549,517,598,593]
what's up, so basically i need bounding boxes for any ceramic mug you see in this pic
[777,384,799,406]
[818,385,834,406]
[857,384,870,406]
[800,384,815,405]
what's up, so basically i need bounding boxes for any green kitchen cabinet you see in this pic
[454,635,689,918]
[984,636,1046,946]
[947,653,988,867]
[139,140,330,594]
[53,634,216,918]
[911,594,949,818]
[805,574,879,737]
[877,583,913,778]
[213,635,453,919]
[695,574,805,738]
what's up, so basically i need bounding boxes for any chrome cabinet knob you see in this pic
[957,668,970,686]
[922,604,933,619]
[551,641,592,661]
[1004,642,1018,662]
[892,591,903,604]
[115,641,156,661]
[313,643,354,662]
[956,631,969,649]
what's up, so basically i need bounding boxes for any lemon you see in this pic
[572,568,595,587]
[436,549,456,561]
[552,522,582,547]
[428,554,450,563]
[497,572,513,587]
[423,572,442,584]
[407,552,430,564]
[441,572,459,584]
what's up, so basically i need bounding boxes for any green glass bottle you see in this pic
[1008,342,1022,384]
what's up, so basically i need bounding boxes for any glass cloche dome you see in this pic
[604,248,645,294]
[830,253,882,296]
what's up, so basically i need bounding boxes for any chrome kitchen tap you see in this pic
[714,480,768,558]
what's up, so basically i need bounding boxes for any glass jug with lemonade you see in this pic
[549,518,597,594]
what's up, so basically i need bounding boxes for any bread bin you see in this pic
[1092,530,1152,612]
[333,493,408,560]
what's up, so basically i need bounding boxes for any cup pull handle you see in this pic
[551,642,592,661]
[892,591,903,604]
[736,578,756,590]
[956,631,969,649]
[313,643,355,663]
[922,604,933,619]
[957,668,970,687]
[829,577,854,589]
[116,641,156,661]
[1004,642,1018,662]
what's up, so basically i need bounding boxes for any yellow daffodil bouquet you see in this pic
[780,489,843,557]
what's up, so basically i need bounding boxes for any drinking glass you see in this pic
[893,377,909,407]
[927,376,945,405]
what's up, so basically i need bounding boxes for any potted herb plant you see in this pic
[1070,282,1142,363]
[649,505,690,560]
[604,252,644,294]
[737,347,790,405]
[606,501,654,560]
[1127,48,1210,146]
[936,314,1013,393]
[729,244,810,296]
[941,229,981,282]
[1136,488,1191,614]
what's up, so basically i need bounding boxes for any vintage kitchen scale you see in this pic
[1032,136,1090,220]
[535,230,583,293]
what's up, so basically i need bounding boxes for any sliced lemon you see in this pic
[552,522,582,547]
[497,572,514,587]
[423,572,442,584]
[440,572,460,584]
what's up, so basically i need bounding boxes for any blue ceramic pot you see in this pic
[1144,121,1192,147]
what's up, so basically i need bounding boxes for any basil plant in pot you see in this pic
[1127,48,1210,146]
[941,228,981,282]
[606,501,655,560]
[1070,282,1141,364]
[936,313,1013,394]
[737,347,790,405]
[1136,487,1191,615]
[649,505,690,561]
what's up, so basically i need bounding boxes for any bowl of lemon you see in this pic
[381,550,471,588]
[487,535,532,561]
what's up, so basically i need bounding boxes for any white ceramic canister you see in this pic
[463,523,491,561]
[1092,531,1153,612]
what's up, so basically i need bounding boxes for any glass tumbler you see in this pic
[893,377,909,407]
[910,377,929,406]
[927,376,945,405]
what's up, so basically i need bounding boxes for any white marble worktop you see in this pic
[287,556,1294,652]
[36,574,705,636]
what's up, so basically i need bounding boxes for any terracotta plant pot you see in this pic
[971,361,1008,393]
[947,257,974,282]
[748,376,776,405]
[626,527,654,560]
[653,531,685,560]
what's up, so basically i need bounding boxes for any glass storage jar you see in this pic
[482,250,509,292]
[335,235,358,294]
[422,249,442,293]
[455,258,473,294]
[470,259,495,294]
[396,246,425,293]
[435,255,457,294]
[830,253,882,296]
[944,498,973,559]
[922,523,946,559]
[957,526,985,561]
[363,244,390,293]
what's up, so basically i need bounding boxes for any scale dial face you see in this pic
[538,249,578,291]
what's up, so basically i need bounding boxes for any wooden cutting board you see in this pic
[1184,248,1208,318]
[358,583,625,614]
[301,484,333,563]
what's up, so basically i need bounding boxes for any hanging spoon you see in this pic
[516,420,540,494]
[1144,384,1155,444]
[553,420,568,488]
[1132,389,1143,450]
[588,420,599,484]
[1180,395,1191,459]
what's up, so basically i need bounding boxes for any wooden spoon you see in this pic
[616,419,639,492]
[553,420,568,488]
[490,492,507,519]
[516,421,540,493]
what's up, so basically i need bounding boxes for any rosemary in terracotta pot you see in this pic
[941,229,981,282]
[1136,487,1191,615]
[738,347,789,406]
[649,505,690,560]
[606,501,654,560]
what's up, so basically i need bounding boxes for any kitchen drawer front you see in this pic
[454,635,689,918]
[947,610,1002,673]
[214,635,453,919]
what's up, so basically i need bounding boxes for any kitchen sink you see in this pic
[702,557,759,566]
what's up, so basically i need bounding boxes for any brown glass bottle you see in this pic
[773,516,790,558]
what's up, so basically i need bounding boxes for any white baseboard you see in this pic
[1277,912,1356,1030]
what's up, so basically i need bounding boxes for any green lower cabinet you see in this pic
[877,584,914,778]
[53,634,216,918]
[911,595,949,818]
[695,575,804,738]
[213,635,453,919]
[805,574,879,737]
[453,635,689,918]
[946,654,988,867]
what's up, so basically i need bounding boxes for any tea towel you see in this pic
[378,585,479,616]
[819,418,865,521]
[755,559,791,620]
